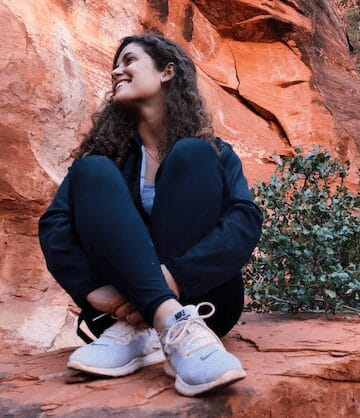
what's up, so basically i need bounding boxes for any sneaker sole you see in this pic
[164,361,246,396]
[67,349,165,377]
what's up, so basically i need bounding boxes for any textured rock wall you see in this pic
[0,0,359,353]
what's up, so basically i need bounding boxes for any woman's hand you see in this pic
[86,284,127,313]
[113,266,180,326]
[86,284,146,326]
[86,266,180,327]
[113,302,145,326]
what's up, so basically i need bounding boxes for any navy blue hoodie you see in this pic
[38,137,263,308]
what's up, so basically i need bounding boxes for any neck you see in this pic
[136,100,165,150]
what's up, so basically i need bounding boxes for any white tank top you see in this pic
[140,145,155,215]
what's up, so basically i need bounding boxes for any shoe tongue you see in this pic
[103,320,128,335]
[165,305,198,328]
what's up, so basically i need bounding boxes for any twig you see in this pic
[342,305,360,314]
[269,295,297,305]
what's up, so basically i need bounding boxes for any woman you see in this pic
[39,34,263,396]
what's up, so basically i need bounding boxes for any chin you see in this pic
[113,94,129,105]
[113,96,137,111]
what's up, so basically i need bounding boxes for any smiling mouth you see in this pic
[115,80,131,90]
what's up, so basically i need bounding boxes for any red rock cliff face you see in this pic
[0,0,359,352]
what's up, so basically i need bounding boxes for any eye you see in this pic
[125,56,135,65]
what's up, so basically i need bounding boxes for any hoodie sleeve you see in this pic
[38,170,100,308]
[165,142,263,300]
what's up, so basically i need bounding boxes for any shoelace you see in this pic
[162,302,221,357]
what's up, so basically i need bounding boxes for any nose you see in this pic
[111,65,123,80]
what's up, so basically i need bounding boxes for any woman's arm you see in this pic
[38,171,102,308]
[164,142,263,300]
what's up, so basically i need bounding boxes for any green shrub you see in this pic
[244,147,360,314]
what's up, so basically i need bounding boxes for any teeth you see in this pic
[116,80,130,89]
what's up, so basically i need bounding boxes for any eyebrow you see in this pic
[118,51,136,63]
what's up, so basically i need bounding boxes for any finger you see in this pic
[113,293,128,306]
[135,320,148,330]
[126,310,144,325]
[114,302,135,319]
[108,290,128,310]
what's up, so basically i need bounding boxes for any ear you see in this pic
[161,62,175,82]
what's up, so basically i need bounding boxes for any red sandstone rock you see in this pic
[0,313,359,417]
[0,0,359,354]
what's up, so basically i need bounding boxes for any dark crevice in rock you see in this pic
[278,80,307,88]
[241,98,292,147]
[272,371,360,383]
[219,85,291,147]
[345,32,354,53]
[191,0,270,29]
[1,199,47,216]
[190,0,222,26]
[139,19,163,35]
[218,84,240,97]
[147,0,169,24]
[279,38,300,54]
[231,332,358,357]
[2,372,40,383]
[230,333,260,351]
[224,40,240,90]
[183,3,194,42]
[192,1,303,42]
[280,0,309,17]
[233,15,296,42]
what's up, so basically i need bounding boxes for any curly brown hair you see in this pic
[72,34,215,165]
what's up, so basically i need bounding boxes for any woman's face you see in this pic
[112,43,171,108]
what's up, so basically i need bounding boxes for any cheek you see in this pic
[137,76,161,94]
[143,65,162,86]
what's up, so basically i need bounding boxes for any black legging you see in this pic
[69,138,244,337]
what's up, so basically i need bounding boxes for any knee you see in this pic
[70,155,123,188]
[72,155,115,172]
[167,138,217,168]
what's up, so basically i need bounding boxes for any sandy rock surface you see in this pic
[0,0,359,353]
[0,313,359,417]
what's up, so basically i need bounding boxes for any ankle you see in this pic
[153,299,183,332]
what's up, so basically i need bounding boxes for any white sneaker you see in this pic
[160,303,246,396]
[67,321,165,377]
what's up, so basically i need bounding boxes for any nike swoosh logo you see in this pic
[200,349,219,361]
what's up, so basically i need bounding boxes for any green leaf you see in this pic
[325,289,337,299]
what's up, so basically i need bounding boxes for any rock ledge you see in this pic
[1,312,359,417]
